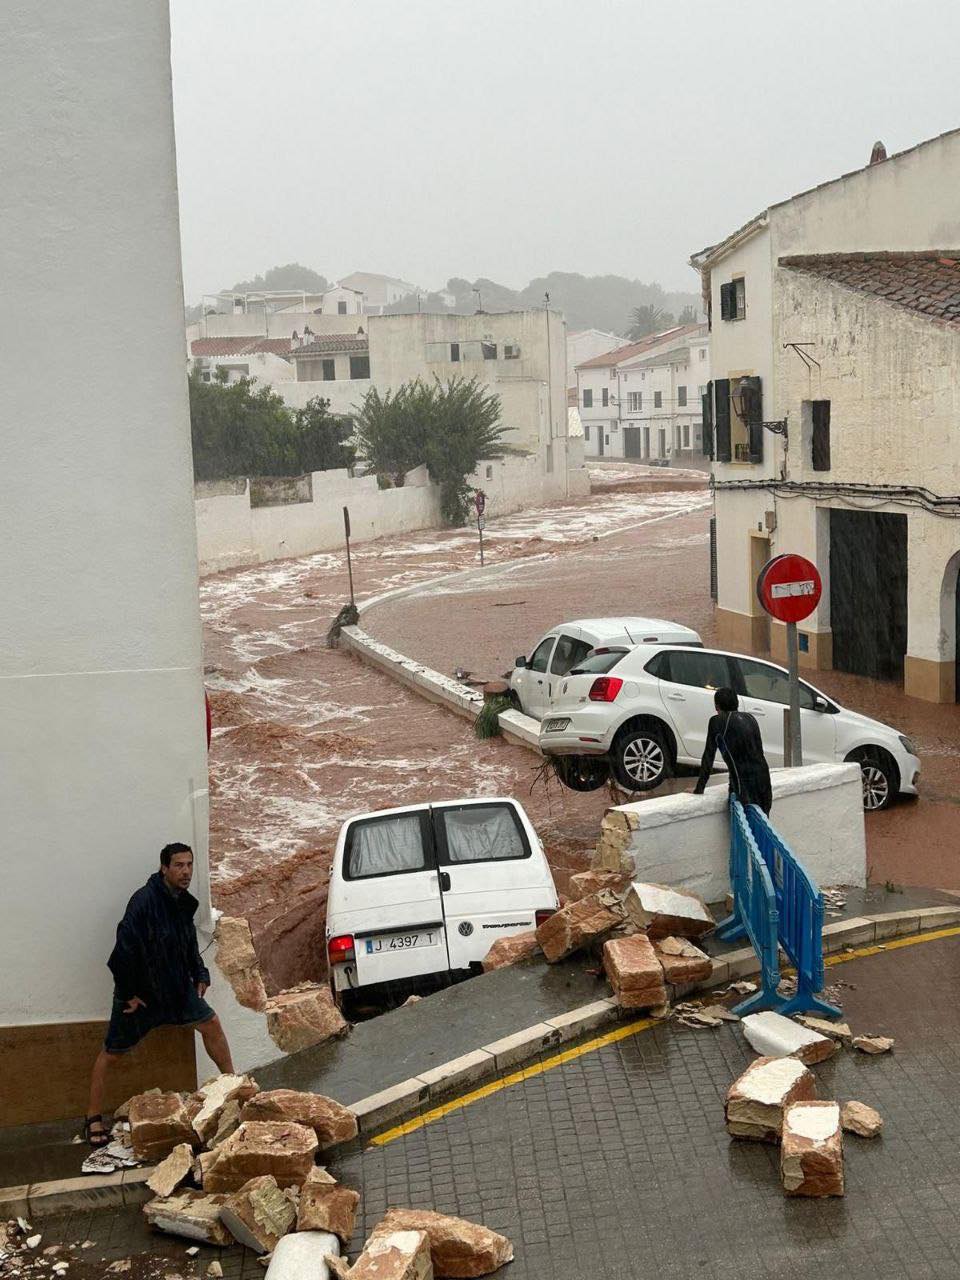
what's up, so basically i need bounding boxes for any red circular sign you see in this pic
[757,553,822,623]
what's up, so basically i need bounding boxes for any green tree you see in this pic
[354,376,507,525]
[228,262,329,295]
[290,396,355,473]
[677,304,699,324]
[627,303,675,340]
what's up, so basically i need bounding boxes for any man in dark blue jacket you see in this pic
[85,843,234,1146]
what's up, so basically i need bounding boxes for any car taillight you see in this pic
[327,934,355,965]
[589,676,623,702]
[535,909,554,928]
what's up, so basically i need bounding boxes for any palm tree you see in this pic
[627,304,674,340]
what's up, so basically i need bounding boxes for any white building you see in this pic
[339,270,419,311]
[285,330,373,414]
[189,337,296,386]
[690,129,960,703]
[2,1,209,1124]
[566,328,625,387]
[576,323,708,461]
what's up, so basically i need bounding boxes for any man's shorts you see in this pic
[104,987,215,1055]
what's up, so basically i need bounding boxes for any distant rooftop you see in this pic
[191,337,293,358]
[576,323,703,370]
[290,333,370,356]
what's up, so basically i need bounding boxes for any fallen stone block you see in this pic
[654,936,713,985]
[203,1122,318,1193]
[841,1100,883,1138]
[208,1098,242,1149]
[142,1189,232,1245]
[296,1168,359,1244]
[725,1056,817,1142]
[215,915,269,1012]
[376,1208,513,1278]
[566,870,631,902]
[241,1090,358,1150]
[114,1088,158,1121]
[536,894,621,963]
[780,1101,844,1197]
[622,882,714,940]
[128,1092,198,1162]
[797,1016,852,1045]
[339,1229,432,1279]
[266,983,349,1054]
[264,1230,341,1280]
[481,931,541,972]
[193,1149,217,1187]
[146,1144,194,1199]
[193,1074,260,1145]
[740,1011,836,1065]
[220,1175,297,1254]
[602,934,667,1010]
[853,1034,895,1055]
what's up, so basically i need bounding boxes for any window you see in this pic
[658,649,734,690]
[440,805,528,864]
[699,348,706,361]
[349,355,370,379]
[719,277,746,321]
[503,343,520,359]
[528,636,554,672]
[601,388,609,407]
[734,658,816,710]
[481,341,497,359]
[569,647,628,676]
[582,389,593,408]
[450,342,460,362]
[201,371,211,382]
[584,424,590,442]
[550,635,592,675]
[654,391,662,408]
[337,300,348,315]
[322,358,336,381]
[346,813,426,879]
[682,423,690,448]
[677,386,687,407]
[485,464,493,479]
[628,391,642,412]
[812,400,831,471]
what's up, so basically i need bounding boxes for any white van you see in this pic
[325,797,558,1011]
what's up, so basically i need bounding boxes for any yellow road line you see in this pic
[370,922,960,1148]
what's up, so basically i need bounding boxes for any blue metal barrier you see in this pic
[715,798,781,1015]
[745,806,841,1018]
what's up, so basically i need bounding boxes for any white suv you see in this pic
[539,643,920,811]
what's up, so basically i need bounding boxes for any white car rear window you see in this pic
[347,814,426,878]
[442,805,527,863]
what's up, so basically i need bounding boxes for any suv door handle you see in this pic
[439,872,451,891]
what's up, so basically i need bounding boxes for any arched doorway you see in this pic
[939,550,960,703]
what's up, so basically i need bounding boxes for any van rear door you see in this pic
[432,800,558,971]
[340,808,451,987]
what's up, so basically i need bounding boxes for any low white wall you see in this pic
[608,763,866,904]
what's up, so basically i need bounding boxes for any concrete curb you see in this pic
[9,904,960,1219]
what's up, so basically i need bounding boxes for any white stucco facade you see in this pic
[1,0,209,1110]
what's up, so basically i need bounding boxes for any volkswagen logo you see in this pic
[458,921,474,937]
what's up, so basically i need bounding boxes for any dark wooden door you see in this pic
[830,509,907,682]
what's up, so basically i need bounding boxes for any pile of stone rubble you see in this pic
[120,1074,512,1278]
[726,1008,888,1197]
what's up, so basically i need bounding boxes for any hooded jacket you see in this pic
[107,872,210,1010]
[694,709,773,815]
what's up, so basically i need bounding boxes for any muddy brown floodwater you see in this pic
[201,475,711,990]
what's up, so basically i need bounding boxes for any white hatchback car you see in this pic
[539,643,921,811]
[509,617,702,719]
[325,797,558,1012]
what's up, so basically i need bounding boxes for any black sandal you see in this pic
[84,1115,110,1148]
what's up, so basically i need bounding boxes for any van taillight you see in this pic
[328,934,356,965]
[589,676,623,702]
[535,909,554,929]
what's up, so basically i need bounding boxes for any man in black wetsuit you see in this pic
[693,687,773,814]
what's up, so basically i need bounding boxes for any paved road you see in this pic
[32,932,960,1278]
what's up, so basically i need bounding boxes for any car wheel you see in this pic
[554,755,609,792]
[858,752,897,811]
[611,725,670,792]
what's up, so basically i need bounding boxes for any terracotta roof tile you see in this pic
[291,334,369,355]
[190,337,293,357]
[576,323,703,369]
[778,251,960,328]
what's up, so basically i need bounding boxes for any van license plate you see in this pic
[365,931,438,954]
[543,717,571,732]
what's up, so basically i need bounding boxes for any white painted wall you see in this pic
[566,329,624,386]
[1,2,209,1025]
[278,378,371,415]
[196,311,364,340]
[608,763,866,904]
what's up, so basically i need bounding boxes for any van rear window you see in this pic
[346,813,426,878]
[568,648,627,676]
[441,805,528,863]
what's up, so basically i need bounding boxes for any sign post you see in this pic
[473,489,487,566]
[343,506,355,606]
[756,553,823,767]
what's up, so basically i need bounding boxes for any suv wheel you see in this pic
[554,755,609,792]
[611,725,670,792]
[858,751,897,811]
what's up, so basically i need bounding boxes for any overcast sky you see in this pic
[170,0,960,303]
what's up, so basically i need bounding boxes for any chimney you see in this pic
[869,140,887,165]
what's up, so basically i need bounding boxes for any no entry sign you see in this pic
[757,553,822,624]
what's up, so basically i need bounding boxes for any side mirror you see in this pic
[814,696,829,713]
[515,656,527,669]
